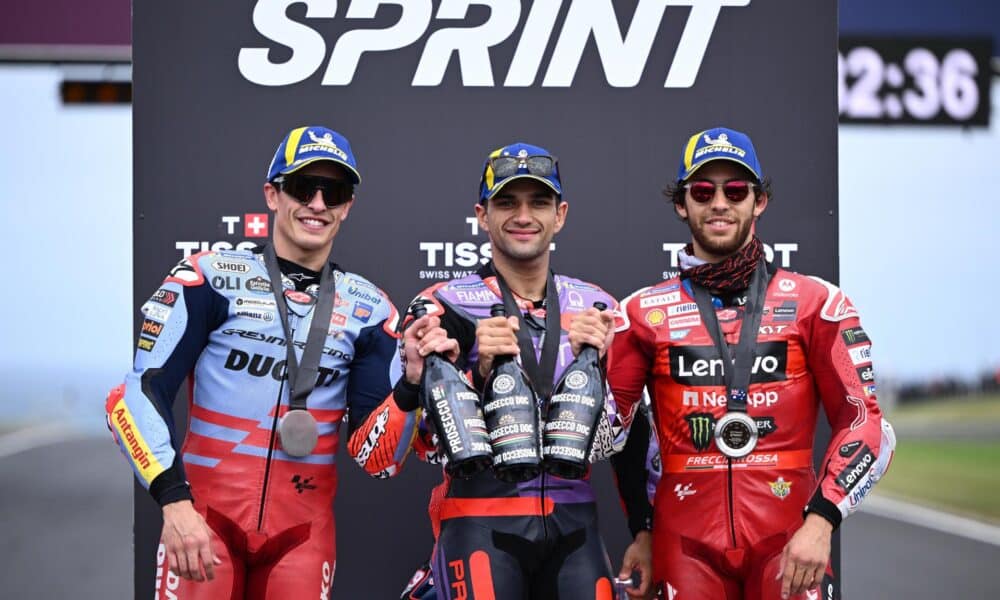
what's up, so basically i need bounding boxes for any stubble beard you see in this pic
[690,216,753,260]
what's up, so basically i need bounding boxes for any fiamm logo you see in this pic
[239,0,751,88]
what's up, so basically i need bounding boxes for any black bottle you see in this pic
[542,301,608,479]
[412,301,492,479]
[482,304,542,483]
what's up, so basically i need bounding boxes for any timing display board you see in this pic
[839,36,992,126]
[134,1,840,597]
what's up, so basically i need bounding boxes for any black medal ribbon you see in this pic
[488,264,560,400]
[691,261,769,412]
[263,244,339,457]
[262,244,338,412]
[691,261,769,457]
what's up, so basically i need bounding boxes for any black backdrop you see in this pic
[133,1,839,597]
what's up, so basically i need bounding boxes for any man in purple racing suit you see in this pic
[348,142,642,599]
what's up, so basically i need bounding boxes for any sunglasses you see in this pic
[273,174,354,208]
[490,155,557,179]
[683,180,758,203]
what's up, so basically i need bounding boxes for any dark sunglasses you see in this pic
[490,155,556,178]
[273,174,354,208]
[684,180,758,203]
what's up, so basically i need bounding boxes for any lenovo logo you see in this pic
[668,342,788,385]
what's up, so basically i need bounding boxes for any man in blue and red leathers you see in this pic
[106,125,401,598]
[608,127,896,600]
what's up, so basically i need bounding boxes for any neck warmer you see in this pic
[680,236,764,294]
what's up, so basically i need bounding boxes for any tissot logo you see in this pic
[668,342,788,386]
[239,0,750,88]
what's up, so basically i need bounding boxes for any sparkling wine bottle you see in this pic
[412,301,492,479]
[482,303,542,483]
[542,301,608,479]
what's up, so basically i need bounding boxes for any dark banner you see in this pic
[134,1,839,597]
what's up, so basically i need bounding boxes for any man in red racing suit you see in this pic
[608,127,895,600]
[105,126,400,598]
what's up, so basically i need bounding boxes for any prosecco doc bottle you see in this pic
[482,304,542,483]
[542,301,608,479]
[412,301,492,479]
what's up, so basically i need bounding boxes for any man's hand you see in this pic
[777,513,832,598]
[475,315,520,379]
[618,530,654,599]
[568,306,615,358]
[161,500,221,582]
[402,314,460,384]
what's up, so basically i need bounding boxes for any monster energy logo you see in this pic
[841,327,869,346]
[685,412,716,452]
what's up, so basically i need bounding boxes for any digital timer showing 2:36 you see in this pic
[838,37,993,126]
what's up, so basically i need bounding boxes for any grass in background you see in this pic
[877,394,1000,523]
[887,393,1000,423]
[876,439,1000,523]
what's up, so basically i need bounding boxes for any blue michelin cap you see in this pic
[265,126,361,184]
[677,127,763,183]
[479,142,562,204]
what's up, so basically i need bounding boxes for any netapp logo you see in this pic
[669,342,788,386]
[238,0,750,88]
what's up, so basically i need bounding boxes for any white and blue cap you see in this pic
[677,127,763,183]
[266,126,361,184]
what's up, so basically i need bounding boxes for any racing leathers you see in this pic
[348,263,629,600]
[609,266,895,600]
[105,247,400,599]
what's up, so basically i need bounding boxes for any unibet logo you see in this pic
[238,0,750,88]
[685,412,716,452]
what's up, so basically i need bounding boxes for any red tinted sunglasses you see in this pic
[684,180,758,203]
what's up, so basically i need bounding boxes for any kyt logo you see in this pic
[239,0,751,88]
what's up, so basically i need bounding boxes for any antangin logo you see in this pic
[239,0,750,88]
[685,412,716,452]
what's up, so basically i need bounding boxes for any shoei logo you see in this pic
[238,0,751,88]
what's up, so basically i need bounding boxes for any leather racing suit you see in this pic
[608,266,895,600]
[348,263,629,600]
[105,247,401,599]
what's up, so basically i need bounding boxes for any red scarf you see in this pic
[681,237,764,294]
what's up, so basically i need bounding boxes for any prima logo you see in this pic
[685,412,716,452]
[239,0,751,88]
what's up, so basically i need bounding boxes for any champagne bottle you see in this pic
[412,301,492,479]
[482,303,542,483]
[542,301,608,479]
